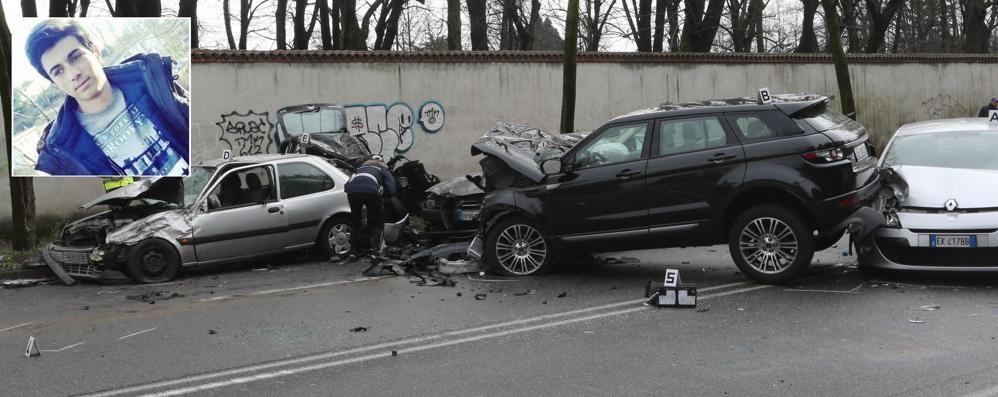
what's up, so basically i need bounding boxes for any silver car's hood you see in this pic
[897,165,998,209]
[82,178,183,209]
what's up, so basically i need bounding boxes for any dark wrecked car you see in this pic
[44,154,355,284]
[471,94,883,284]
[420,123,589,239]
[273,103,440,226]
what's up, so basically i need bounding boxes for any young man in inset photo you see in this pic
[26,19,189,176]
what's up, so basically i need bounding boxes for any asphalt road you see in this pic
[3,240,998,396]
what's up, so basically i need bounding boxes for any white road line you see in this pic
[785,289,860,294]
[965,384,998,397]
[119,328,158,340]
[0,322,33,333]
[198,276,387,302]
[40,341,86,353]
[86,281,765,397]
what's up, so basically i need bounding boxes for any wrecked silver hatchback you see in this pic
[44,154,354,284]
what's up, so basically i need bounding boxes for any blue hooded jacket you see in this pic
[35,53,189,175]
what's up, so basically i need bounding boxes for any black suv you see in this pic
[471,94,882,284]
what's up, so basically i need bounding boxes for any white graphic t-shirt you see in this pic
[78,86,188,176]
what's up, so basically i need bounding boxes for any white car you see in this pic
[857,118,998,270]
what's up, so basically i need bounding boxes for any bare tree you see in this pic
[562,0,580,133]
[962,0,991,52]
[22,0,38,16]
[795,0,819,52]
[447,0,461,49]
[223,0,236,49]
[621,0,653,51]
[680,0,726,51]
[293,0,321,49]
[277,0,287,49]
[864,0,904,52]
[822,0,856,119]
[8,0,38,251]
[320,0,333,49]
[580,0,617,51]
[728,0,764,52]
[467,0,488,49]
[179,0,199,48]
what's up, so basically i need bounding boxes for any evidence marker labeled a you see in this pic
[645,269,697,308]
[25,336,40,357]
[989,110,998,128]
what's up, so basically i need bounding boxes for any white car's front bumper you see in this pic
[858,211,998,270]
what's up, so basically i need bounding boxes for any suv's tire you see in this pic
[125,239,180,284]
[484,216,554,276]
[728,205,814,284]
[319,216,356,260]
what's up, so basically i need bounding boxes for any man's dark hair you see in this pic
[25,20,99,82]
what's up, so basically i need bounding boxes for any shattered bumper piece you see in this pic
[43,244,129,285]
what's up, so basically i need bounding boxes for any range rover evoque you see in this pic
[471,94,883,284]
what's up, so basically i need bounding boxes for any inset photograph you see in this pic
[10,18,191,176]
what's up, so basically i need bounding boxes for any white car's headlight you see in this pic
[885,212,902,228]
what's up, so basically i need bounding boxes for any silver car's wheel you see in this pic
[729,205,814,284]
[738,217,798,274]
[485,217,553,276]
[318,217,355,259]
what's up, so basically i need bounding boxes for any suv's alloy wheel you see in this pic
[729,205,815,284]
[485,217,551,276]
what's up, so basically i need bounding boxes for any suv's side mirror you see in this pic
[541,158,563,176]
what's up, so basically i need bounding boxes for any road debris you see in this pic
[697,308,710,313]
[98,288,126,295]
[601,256,639,264]
[557,292,568,298]
[918,304,941,311]
[2,278,51,288]
[349,327,369,333]
[474,293,487,300]
[208,329,218,335]
[126,291,184,303]
[908,319,925,324]
[514,289,536,296]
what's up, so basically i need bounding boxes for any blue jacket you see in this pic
[345,164,397,196]
[35,53,189,175]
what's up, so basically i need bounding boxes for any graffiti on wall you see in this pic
[216,110,274,155]
[922,95,969,119]
[344,101,446,157]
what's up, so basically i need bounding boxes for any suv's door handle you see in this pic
[615,170,641,179]
[709,153,737,163]
[268,206,281,213]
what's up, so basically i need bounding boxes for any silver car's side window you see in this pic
[277,162,336,199]
[206,165,275,210]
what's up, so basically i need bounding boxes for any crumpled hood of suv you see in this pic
[470,122,589,183]
[896,165,998,209]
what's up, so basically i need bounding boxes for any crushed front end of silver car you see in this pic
[43,178,192,284]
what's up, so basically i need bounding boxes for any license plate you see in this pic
[60,251,89,264]
[456,210,479,221]
[852,143,869,161]
[929,234,977,248]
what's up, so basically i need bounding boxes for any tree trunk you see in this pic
[666,0,679,50]
[378,0,406,50]
[331,0,341,49]
[79,0,89,16]
[2,2,37,251]
[962,0,989,53]
[320,0,332,49]
[561,0,579,133]
[636,0,652,51]
[21,0,38,16]
[277,0,287,49]
[822,0,856,120]
[446,0,461,49]
[840,0,862,51]
[527,0,541,49]
[653,0,666,51]
[795,0,819,52]
[135,0,160,16]
[49,0,68,16]
[680,0,726,52]
[864,0,904,53]
[753,0,764,51]
[179,0,198,48]
[223,0,236,49]
[341,0,366,49]
[467,0,487,50]
[239,0,249,49]
[293,0,307,49]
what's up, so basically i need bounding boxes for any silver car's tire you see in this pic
[319,217,355,259]
[125,238,180,284]
[728,205,814,284]
[484,216,553,276]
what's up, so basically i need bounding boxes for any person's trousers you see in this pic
[347,192,384,255]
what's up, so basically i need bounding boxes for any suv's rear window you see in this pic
[795,106,852,131]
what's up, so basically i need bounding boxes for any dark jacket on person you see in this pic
[35,53,189,175]
[345,164,397,196]
[979,104,998,117]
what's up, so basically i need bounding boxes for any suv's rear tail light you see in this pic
[802,147,845,163]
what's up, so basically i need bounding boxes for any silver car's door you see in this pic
[275,160,345,249]
[192,164,288,263]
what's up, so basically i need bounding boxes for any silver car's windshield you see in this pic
[883,130,998,170]
[184,166,216,206]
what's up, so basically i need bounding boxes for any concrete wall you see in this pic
[4,52,996,232]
